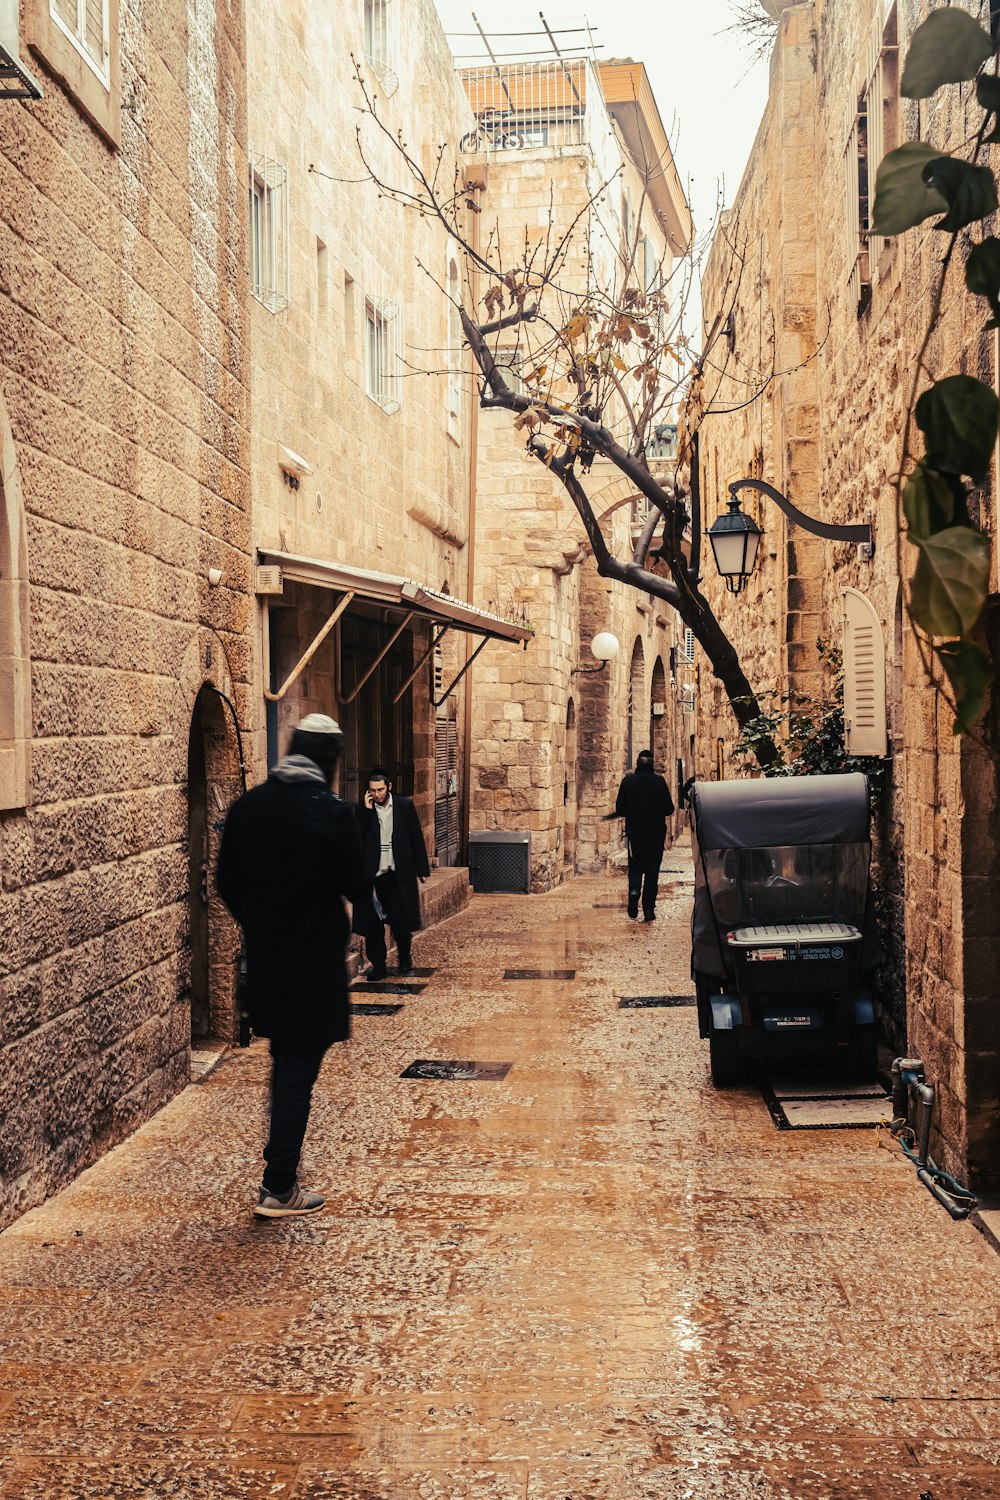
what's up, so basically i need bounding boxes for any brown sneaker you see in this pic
[254,1183,326,1218]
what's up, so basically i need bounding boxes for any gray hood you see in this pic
[269,754,329,787]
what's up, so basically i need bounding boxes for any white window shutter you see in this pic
[842,588,887,757]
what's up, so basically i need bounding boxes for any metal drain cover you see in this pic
[351,982,426,995]
[619,995,697,1009]
[350,1002,404,1016]
[503,968,575,980]
[401,1059,513,1081]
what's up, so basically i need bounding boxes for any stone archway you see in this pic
[563,696,578,874]
[650,656,668,772]
[186,680,244,1041]
[626,637,645,770]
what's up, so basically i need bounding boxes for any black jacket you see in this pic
[614,765,675,849]
[217,755,366,1045]
[353,793,430,934]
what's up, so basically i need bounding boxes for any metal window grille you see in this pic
[249,152,290,314]
[845,95,870,316]
[51,0,109,83]
[864,8,898,269]
[447,260,462,437]
[364,0,399,95]
[365,295,402,413]
[457,59,593,154]
[491,348,526,397]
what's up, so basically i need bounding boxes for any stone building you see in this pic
[457,53,694,890]
[0,0,251,1229]
[698,0,1000,1191]
[240,0,528,950]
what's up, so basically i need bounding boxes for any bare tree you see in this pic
[353,62,782,768]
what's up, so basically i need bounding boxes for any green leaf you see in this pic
[915,374,1000,482]
[935,639,995,733]
[901,9,994,99]
[910,526,992,636]
[922,157,999,232]
[903,463,957,539]
[871,143,949,234]
[965,235,1000,325]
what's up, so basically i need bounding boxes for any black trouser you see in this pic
[365,870,412,971]
[262,1040,328,1195]
[628,840,665,919]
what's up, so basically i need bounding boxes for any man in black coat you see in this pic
[217,714,366,1219]
[353,767,430,979]
[611,749,675,922]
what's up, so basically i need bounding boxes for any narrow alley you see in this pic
[1,853,999,1500]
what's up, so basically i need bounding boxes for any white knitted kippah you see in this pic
[295,713,343,735]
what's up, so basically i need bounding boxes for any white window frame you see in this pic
[363,0,399,95]
[365,295,402,414]
[249,152,290,314]
[491,348,526,397]
[682,627,696,666]
[50,0,110,86]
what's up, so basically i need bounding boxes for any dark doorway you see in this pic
[186,684,240,1042]
[339,613,414,805]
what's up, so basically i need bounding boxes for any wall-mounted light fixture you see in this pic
[707,479,874,596]
[208,567,223,587]
[572,631,620,675]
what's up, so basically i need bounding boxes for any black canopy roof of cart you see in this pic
[690,772,871,849]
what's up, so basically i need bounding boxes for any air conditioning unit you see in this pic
[468,831,531,894]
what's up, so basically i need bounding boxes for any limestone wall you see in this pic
[699,0,1000,1188]
[0,0,251,1229]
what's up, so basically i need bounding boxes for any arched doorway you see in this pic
[650,657,667,771]
[563,696,578,873]
[186,684,241,1041]
[626,637,644,769]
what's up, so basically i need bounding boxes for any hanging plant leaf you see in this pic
[965,236,1000,326]
[910,526,992,637]
[903,463,957,540]
[901,9,994,99]
[871,143,948,234]
[915,374,1000,481]
[935,639,995,733]
[921,157,999,232]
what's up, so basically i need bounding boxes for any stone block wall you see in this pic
[0,2,252,1229]
[699,0,1000,1188]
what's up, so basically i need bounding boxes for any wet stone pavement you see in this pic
[3,845,1000,1498]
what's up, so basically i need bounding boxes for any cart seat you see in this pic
[726,921,861,947]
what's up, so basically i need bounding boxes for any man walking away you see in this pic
[354,767,429,979]
[217,714,365,1219]
[611,749,675,922]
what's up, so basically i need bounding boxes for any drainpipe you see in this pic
[890,1057,976,1220]
[461,166,487,864]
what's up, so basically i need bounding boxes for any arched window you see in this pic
[0,409,30,811]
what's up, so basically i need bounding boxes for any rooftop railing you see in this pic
[457,58,601,155]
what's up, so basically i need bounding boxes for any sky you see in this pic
[431,0,773,262]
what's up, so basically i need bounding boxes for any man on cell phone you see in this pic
[354,768,430,979]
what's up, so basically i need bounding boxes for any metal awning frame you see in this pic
[264,591,356,703]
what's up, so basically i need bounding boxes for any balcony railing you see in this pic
[458,59,597,154]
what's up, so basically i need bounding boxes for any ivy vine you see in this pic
[871,5,999,735]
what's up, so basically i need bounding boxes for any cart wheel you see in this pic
[843,1023,877,1080]
[709,1026,744,1088]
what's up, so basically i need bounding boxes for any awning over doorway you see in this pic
[257,549,532,645]
[257,548,531,707]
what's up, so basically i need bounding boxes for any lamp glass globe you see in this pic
[590,631,620,662]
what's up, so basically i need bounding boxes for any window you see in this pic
[843,588,888,756]
[682,627,696,666]
[447,255,462,441]
[491,348,526,396]
[846,5,898,316]
[364,0,398,94]
[365,296,402,413]
[51,0,109,84]
[249,153,289,313]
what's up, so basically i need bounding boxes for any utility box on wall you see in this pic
[468,831,531,894]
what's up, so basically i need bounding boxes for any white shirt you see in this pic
[375,795,395,874]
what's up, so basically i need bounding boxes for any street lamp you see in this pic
[573,631,620,675]
[707,479,874,596]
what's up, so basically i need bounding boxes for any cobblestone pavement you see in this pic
[2,847,1000,1499]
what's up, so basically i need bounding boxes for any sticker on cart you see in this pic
[746,948,790,962]
[800,945,844,961]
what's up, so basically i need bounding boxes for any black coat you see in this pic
[216,757,366,1046]
[352,793,430,934]
[614,766,675,851]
